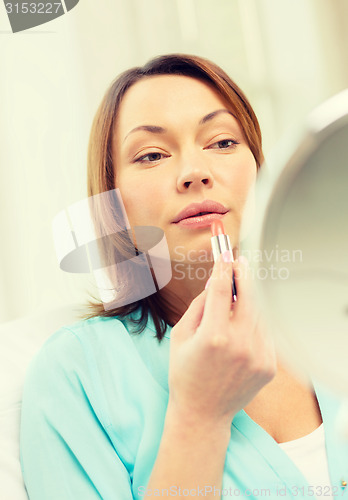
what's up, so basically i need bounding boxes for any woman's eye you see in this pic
[135,152,165,163]
[208,139,239,150]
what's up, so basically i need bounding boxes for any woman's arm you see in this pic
[146,256,276,499]
[146,402,231,499]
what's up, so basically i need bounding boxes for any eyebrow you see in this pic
[123,109,235,143]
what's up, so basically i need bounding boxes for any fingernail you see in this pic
[222,251,232,263]
[204,277,211,290]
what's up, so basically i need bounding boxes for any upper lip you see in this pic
[172,200,229,223]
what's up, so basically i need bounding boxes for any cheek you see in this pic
[236,154,257,239]
[116,174,166,226]
[239,183,255,240]
[116,176,143,225]
[229,153,257,206]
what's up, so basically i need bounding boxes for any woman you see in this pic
[20,54,347,499]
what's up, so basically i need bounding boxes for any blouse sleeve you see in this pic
[19,326,134,500]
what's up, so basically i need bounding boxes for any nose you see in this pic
[176,164,214,192]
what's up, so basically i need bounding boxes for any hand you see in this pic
[168,254,277,428]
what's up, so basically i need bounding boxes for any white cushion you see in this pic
[0,304,81,500]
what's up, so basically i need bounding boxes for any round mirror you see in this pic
[243,89,348,398]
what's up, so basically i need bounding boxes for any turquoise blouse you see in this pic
[20,311,348,499]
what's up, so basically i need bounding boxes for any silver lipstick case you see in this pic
[211,233,234,262]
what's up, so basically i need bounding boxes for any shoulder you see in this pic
[23,311,163,388]
[21,316,123,396]
[22,310,171,421]
[27,314,136,373]
[21,315,146,424]
[27,316,128,370]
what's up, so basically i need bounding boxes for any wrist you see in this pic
[165,399,232,443]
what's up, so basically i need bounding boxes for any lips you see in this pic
[172,200,228,223]
[175,212,227,228]
[184,211,212,218]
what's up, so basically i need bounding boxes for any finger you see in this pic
[199,251,233,333]
[171,289,208,340]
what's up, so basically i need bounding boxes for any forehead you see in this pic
[115,74,230,133]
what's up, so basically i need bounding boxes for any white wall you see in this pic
[0,0,347,323]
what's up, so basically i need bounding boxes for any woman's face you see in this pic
[113,75,257,263]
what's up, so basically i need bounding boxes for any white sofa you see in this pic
[0,304,81,499]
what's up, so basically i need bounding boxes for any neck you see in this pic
[159,260,213,325]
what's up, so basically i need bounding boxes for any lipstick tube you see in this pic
[210,220,237,302]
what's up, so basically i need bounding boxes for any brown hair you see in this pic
[84,53,264,341]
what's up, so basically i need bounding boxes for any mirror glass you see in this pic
[243,89,348,398]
